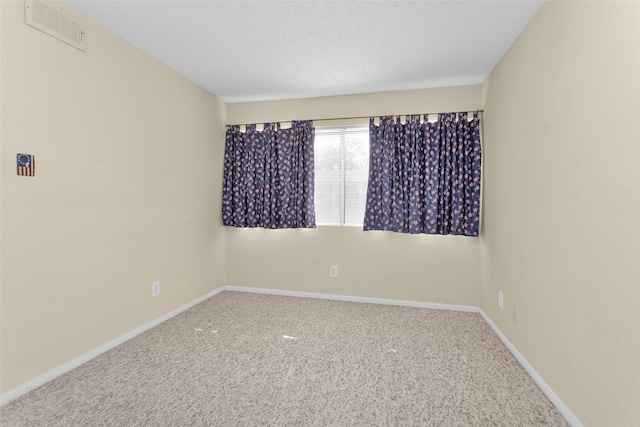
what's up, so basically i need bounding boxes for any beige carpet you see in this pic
[1,291,569,426]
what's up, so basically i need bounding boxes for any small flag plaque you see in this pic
[17,153,35,176]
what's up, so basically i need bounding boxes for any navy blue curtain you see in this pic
[364,112,481,236]
[222,121,316,229]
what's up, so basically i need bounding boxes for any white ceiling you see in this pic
[64,0,544,103]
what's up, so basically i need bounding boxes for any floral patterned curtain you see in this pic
[363,112,481,236]
[222,121,316,229]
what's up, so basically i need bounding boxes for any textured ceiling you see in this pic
[64,0,544,103]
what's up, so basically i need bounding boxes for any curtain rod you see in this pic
[226,109,484,127]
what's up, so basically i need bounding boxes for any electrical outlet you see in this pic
[330,265,338,278]
[498,290,504,309]
[152,281,160,297]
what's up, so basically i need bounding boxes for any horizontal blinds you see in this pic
[314,127,369,226]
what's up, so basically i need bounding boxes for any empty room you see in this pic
[1,0,638,426]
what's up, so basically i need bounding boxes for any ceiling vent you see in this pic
[25,0,86,51]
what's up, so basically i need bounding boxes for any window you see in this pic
[314,126,369,226]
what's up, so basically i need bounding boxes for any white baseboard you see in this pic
[226,285,582,427]
[0,286,225,406]
[479,310,583,427]
[224,285,480,313]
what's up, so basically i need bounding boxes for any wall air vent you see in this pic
[25,0,86,51]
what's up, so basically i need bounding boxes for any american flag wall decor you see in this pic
[17,153,35,176]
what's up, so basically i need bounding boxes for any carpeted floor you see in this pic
[1,291,569,426]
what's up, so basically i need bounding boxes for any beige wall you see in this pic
[225,86,484,306]
[226,85,483,125]
[481,1,640,425]
[0,1,226,393]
